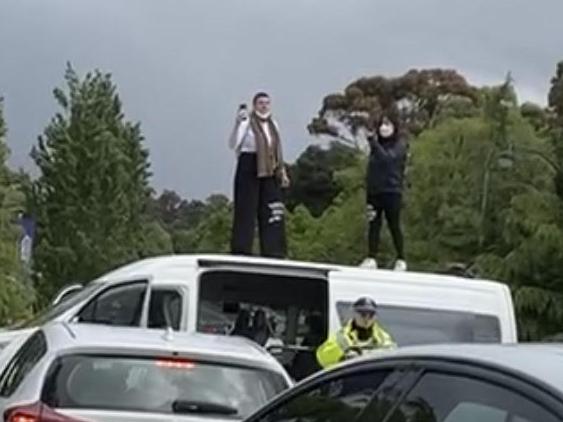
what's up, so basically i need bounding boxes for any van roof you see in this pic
[96,254,507,289]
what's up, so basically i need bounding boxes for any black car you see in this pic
[244,344,563,422]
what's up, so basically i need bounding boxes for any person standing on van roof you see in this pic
[361,114,408,271]
[316,297,395,369]
[228,93,290,258]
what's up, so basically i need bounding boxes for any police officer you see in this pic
[316,297,396,369]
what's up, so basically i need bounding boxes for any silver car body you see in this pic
[245,344,563,422]
[0,323,292,422]
[329,343,563,390]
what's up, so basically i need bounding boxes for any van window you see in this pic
[148,288,183,330]
[336,302,501,345]
[198,271,328,380]
[77,281,147,327]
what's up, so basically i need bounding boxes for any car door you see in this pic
[246,362,415,422]
[386,361,563,422]
[74,279,150,327]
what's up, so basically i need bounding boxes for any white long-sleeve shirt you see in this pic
[228,119,279,154]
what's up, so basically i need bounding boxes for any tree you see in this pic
[505,60,563,340]
[548,61,563,127]
[0,98,35,324]
[405,79,562,340]
[308,68,479,147]
[286,142,359,217]
[520,102,549,135]
[548,61,563,201]
[172,194,232,254]
[29,66,154,299]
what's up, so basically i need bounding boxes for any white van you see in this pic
[0,254,517,379]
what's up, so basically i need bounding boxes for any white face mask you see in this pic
[255,110,272,119]
[379,123,395,138]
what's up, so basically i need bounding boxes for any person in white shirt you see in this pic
[228,92,290,258]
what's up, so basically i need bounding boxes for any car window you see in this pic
[148,288,183,330]
[0,330,47,397]
[77,281,147,327]
[337,302,501,345]
[42,355,288,418]
[387,372,559,422]
[255,370,398,422]
[14,282,106,329]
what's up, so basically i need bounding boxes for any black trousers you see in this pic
[231,153,286,258]
[367,192,404,259]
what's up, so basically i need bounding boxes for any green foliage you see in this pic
[0,99,35,324]
[165,194,232,254]
[29,65,157,299]
[286,142,359,217]
[308,68,479,146]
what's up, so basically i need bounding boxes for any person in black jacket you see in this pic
[361,115,408,271]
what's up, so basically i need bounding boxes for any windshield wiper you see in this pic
[172,400,238,416]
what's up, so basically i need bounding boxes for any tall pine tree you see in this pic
[30,66,152,298]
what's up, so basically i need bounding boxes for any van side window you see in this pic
[0,331,47,397]
[77,281,147,327]
[148,288,183,330]
[336,302,501,345]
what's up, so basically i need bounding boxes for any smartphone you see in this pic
[238,103,248,120]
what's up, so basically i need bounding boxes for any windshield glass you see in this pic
[43,354,288,418]
[337,302,501,345]
[15,282,105,329]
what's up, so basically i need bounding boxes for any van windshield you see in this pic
[336,302,501,345]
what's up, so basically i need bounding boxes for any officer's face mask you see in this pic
[354,310,376,328]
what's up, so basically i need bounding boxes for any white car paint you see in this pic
[0,323,292,422]
[0,254,517,353]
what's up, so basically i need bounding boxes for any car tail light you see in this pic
[155,358,195,369]
[4,403,83,422]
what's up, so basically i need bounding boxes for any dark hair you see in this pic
[253,92,270,105]
[376,113,400,131]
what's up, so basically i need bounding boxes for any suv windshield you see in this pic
[42,354,288,418]
[15,282,106,329]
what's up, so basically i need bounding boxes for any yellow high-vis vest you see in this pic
[316,320,396,369]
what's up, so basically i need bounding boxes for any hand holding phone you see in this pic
[237,104,248,123]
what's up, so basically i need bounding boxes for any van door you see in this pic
[194,261,330,380]
[328,270,506,346]
[146,283,188,331]
[73,278,151,327]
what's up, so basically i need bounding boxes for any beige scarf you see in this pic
[249,112,284,179]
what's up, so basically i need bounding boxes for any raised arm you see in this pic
[229,120,249,151]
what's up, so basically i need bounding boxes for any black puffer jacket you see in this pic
[367,135,407,194]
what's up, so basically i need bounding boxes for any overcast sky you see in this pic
[1,0,562,199]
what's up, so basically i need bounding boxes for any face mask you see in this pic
[379,123,395,138]
[255,110,272,120]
